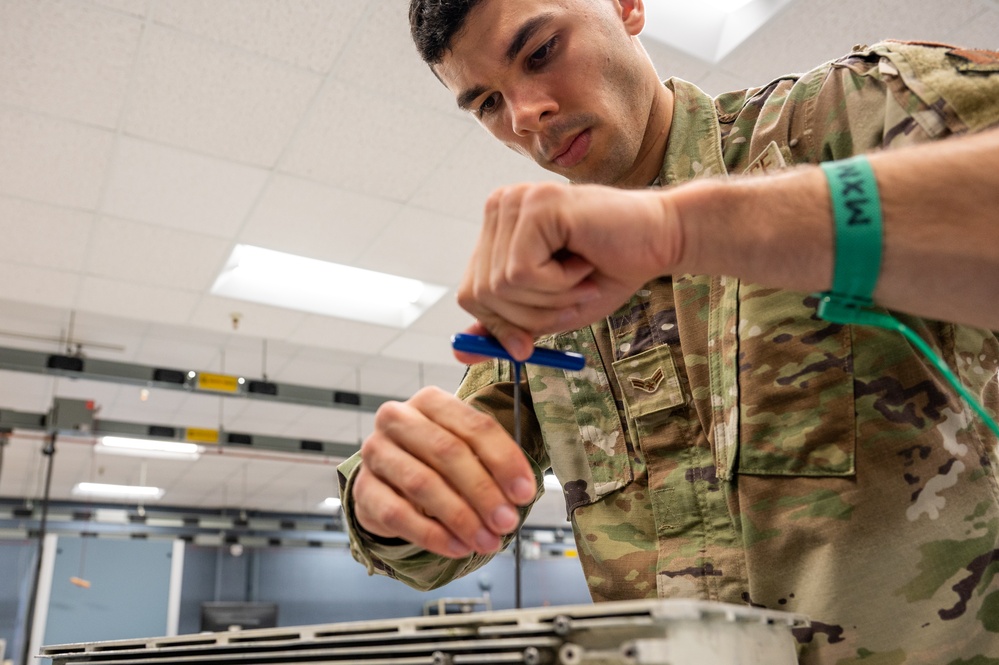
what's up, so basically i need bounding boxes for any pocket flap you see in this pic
[612,345,685,421]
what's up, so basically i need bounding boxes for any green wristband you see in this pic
[814,155,999,439]
[820,155,883,307]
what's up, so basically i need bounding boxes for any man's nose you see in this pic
[510,90,557,136]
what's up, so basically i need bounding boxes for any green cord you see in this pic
[817,156,999,438]
[817,296,999,438]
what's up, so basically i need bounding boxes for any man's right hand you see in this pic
[352,386,537,559]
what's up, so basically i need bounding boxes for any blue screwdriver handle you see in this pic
[451,333,586,371]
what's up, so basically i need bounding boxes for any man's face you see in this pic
[434,0,656,187]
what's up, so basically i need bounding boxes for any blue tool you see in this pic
[450,333,585,371]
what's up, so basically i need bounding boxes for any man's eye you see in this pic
[528,37,557,68]
[478,93,500,116]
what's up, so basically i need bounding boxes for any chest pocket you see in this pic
[736,289,857,476]
[612,344,686,437]
[528,328,633,518]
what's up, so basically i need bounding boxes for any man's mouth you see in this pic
[550,129,591,168]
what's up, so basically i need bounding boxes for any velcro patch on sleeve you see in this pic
[948,47,999,74]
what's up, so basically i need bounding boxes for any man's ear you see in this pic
[618,0,646,36]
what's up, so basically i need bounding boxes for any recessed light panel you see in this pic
[644,0,795,63]
[211,245,447,328]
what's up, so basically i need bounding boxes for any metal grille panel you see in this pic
[42,599,808,665]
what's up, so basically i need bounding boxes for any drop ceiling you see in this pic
[0,0,996,524]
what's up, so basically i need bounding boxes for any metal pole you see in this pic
[0,429,9,494]
[512,363,523,610]
[20,432,56,665]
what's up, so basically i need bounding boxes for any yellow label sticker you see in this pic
[196,372,240,393]
[185,428,219,444]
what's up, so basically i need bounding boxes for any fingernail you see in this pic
[507,337,531,362]
[448,538,471,558]
[509,477,536,504]
[492,504,519,532]
[475,528,500,551]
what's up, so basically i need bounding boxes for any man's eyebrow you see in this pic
[505,13,555,63]
[455,13,556,111]
[457,85,489,111]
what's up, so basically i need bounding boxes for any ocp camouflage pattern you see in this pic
[338,41,999,664]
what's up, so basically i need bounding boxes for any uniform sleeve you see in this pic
[796,40,999,163]
[335,359,549,591]
[875,41,999,135]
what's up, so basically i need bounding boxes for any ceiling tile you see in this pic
[401,298,471,341]
[0,0,142,128]
[75,276,201,325]
[0,263,82,311]
[102,136,269,238]
[0,108,115,210]
[58,310,151,361]
[406,126,562,222]
[0,298,71,332]
[86,216,233,291]
[353,208,477,286]
[0,197,95,273]
[124,26,322,166]
[422,364,468,393]
[277,346,363,387]
[379,330,466,367]
[356,361,424,399]
[173,391,234,424]
[88,0,147,17]
[0,370,56,412]
[331,1,461,117]
[641,36,714,83]
[280,80,471,202]
[239,175,401,265]
[287,407,364,443]
[187,295,309,342]
[103,387,189,422]
[223,402,311,437]
[718,0,988,86]
[2,436,46,498]
[288,315,401,356]
[150,0,367,74]
[643,0,796,64]
[210,340,296,381]
[133,332,230,372]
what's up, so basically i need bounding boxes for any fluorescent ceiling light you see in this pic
[72,482,165,500]
[643,0,795,63]
[211,244,448,328]
[96,436,202,461]
[319,497,342,511]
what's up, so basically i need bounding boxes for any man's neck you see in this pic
[617,82,674,189]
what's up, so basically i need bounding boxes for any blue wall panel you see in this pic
[175,545,591,627]
[43,537,172,647]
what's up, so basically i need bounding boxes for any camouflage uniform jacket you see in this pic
[338,42,999,664]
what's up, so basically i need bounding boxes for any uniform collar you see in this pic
[655,78,729,186]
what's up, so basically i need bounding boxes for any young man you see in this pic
[338,1,999,662]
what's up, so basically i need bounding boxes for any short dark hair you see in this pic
[409,0,487,65]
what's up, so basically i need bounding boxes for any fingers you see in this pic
[459,185,603,357]
[354,387,536,558]
[353,465,473,558]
